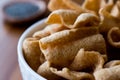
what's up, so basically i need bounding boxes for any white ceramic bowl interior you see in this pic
[17,19,47,80]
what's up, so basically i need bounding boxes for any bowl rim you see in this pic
[17,18,47,80]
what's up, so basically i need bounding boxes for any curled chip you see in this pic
[82,0,100,14]
[33,24,67,39]
[39,31,106,67]
[99,0,120,33]
[69,48,105,72]
[48,0,70,11]
[23,38,41,71]
[107,27,120,48]
[94,65,120,80]
[37,61,63,80]
[73,13,100,28]
[46,9,80,28]
[110,1,120,19]
[50,67,95,80]
[82,0,106,15]
[62,0,86,13]
[48,0,89,13]
[39,27,99,67]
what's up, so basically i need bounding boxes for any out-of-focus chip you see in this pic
[50,67,95,80]
[69,48,105,72]
[46,9,80,28]
[110,1,120,19]
[72,13,100,28]
[48,0,70,11]
[48,0,89,13]
[107,27,120,48]
[62,0,86,13]
[82,0,106,14]
[99,1,120,33]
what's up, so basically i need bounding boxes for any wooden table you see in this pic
[0,0,49,80]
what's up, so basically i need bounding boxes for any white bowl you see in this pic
[17,19,47,80]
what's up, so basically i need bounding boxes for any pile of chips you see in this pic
[23,0,120,80]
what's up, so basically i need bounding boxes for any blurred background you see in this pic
[0,0,49,80]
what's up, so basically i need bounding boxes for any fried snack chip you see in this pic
[33,24,67,39]
[23,38,41,71]
[110,1,120,19]
[37,61,63,80]
[46,9,80,28]
[69,48,105,72]
[48,0,89,13]
[40,27,99,50]
[62,0,86,13]
[39,31,106,67]
[94,65,120,80]
[107,27,120,48]
[82,0,106,14]
[99,0,120,33]
[50,67,95,80]
[73,13,100,28]
[39,27,99,67]
[104,60,120,68]
[48,0,70,11]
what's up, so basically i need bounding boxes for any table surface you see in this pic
[0,0,49,80]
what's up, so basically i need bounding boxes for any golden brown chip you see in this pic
[82,0,107,15]
[22,38,41,71]
[33,24,67,39]
[72,13,100,28]
[62,0,86,13]
[39,27,99,49]
[104,60,120,68]
[50,67,95,80]
[94,65,120,80]
[39,31,106,67]
[98,0,120,34]
[82,0,102,14]
[37,61,63,80]
[69,48,105,72]
[110,1,120,19]
[39,28,99,67]
[46,9,80,28]
[48,0,94,14]
[33,29,50,39]
[48,0,70,11]
[107,27,120,48]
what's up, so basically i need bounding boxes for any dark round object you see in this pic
[5,3,39,19]
[2,0,46,24]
